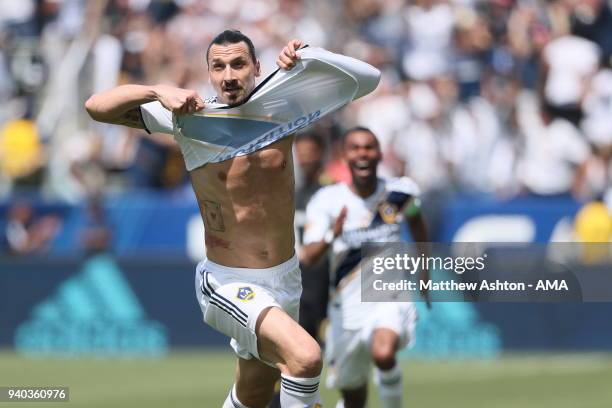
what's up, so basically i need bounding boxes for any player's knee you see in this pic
[371,329,399,370]
[371,343,396,370]
[287,339,322,377]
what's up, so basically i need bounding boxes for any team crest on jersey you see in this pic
[378,202,398,224]
[236,287,255,301]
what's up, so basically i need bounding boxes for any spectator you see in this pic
[294,132,331,210]
[401,0,455,81]
[80,197,112,256]
[1,0,611,203]
[580,66,612,199]
[517,100,591,197]
[0,116,44,189]
[541,8,601,125]
[3,201,61,255]
[391,82,453,192]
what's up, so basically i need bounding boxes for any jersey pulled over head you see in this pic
[139,44,381,171]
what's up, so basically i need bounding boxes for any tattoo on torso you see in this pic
[205,231,231,249]
[203,200,225,232]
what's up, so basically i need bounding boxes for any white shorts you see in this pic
[194,254,301,363]
[325,302,417,390]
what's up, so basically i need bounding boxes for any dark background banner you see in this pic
[2,255,611,356]
[0,255,226,354]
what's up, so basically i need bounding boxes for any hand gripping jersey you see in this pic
[139,47,381,170]
[303,177,420,329]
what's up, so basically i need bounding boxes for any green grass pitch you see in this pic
[1,350,611,407]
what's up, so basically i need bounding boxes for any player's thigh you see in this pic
[256,306,322,375]
[235,356,280,407]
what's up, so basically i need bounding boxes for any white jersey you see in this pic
[303,177,420,329]
[138,47,380,171]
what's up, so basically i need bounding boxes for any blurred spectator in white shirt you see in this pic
[541,33,600,124]
[579,67,612,199]
[391,81,453,192]
[517,97,592,196]
[402,0,455,81]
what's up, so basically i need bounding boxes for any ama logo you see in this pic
[15,255,168,357]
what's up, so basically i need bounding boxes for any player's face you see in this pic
[344,130,381,183]
[208,42,261,106]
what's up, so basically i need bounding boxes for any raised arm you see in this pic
[84,84,206,129]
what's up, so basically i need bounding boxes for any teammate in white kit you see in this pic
[302,127,429,408]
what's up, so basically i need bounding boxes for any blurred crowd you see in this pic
[1,0,611,209]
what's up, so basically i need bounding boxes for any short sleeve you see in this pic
[139,101,173,135]
[386,177,421,197]
[386,177,422,218]
[303,189,333,245]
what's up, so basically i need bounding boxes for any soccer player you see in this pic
[301,127,429,408]
[84,30,376,408]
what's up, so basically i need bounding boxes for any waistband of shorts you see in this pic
[201,253,298,278]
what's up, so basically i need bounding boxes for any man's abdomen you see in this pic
[189,139,296,268]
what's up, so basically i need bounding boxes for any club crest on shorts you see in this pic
[236,286,255,301]
[378,202,398,224]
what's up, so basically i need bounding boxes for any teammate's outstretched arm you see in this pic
[300,206,347,267]
[84,84,205,128]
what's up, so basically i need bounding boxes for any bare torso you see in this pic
[190,136,296,268]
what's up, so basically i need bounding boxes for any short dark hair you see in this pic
[206,30,257,65]
[343,126,378,145]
